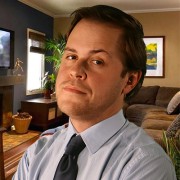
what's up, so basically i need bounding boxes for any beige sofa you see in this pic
[123,86,180,145]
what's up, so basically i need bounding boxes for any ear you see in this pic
[122,71,142,95]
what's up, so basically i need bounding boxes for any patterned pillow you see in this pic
[167,91,180,114]
[166,114,180,138]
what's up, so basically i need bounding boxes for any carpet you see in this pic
[3,130,40,152]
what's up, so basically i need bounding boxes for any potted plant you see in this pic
[43,34,66,99]
[42,72,56,99]
[12,112,32,134]
[45,34,66,72]
[163,131,180,180]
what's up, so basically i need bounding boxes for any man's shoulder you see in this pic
[40,123,69,137]
[124,122,169,159]
[28,124,69,155]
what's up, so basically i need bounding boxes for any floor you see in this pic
[3,130,40,179]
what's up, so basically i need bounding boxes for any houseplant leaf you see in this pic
[45,34,66,71]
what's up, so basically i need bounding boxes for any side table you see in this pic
[21,98,68,131]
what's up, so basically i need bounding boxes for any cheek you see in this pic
[57,65,68,81]
[55,68,65,91]
[90,75,120,96]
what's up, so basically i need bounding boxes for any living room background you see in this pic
[0,0,53,113]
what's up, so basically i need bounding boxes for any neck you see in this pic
[70,108,122,133]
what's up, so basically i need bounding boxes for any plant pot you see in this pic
[12,115,32,134]
[44,89,53,99]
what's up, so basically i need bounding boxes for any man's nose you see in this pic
[69,61,87,80]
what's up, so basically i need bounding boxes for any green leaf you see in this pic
[45,33,66,71]
[163,131,180,180]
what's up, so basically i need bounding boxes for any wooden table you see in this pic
[21,98,68,131]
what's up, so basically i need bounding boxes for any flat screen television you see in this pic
[0,27,14,69]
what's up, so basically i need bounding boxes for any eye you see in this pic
[92,60,104,65]
[66,55,77,60]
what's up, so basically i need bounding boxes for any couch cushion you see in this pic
[167,91,180,114]
[155,87,180,107]
[142,119,173,130]
[126,104,165,126]
[127,86,160,105]
[143,111,177,122]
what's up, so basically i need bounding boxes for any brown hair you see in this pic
[67,5,147,100]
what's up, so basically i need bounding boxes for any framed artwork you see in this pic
[143,36,165,78]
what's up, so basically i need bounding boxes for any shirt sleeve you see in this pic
[12,151,30,180]
[12,125,67,180]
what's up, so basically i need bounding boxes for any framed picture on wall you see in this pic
[143,36,165,78]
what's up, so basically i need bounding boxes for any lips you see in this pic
[63,85,86,94]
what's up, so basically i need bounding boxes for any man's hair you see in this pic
[66,5,147,100]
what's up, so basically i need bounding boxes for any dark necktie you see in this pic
[53,134,86,180]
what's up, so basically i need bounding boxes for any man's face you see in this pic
[56,19,129,122]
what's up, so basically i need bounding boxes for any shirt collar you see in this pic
[79,110,127,154]
[61,122,77,150]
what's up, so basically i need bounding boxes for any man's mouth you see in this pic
[63,86,86,94]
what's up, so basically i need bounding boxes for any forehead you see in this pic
[69,19,123,37]
[67,19,124,51]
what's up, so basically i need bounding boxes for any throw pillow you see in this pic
[166,114,180,138]
[167,91,180,114]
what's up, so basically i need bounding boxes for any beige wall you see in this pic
[54,11,180,87]
[54,17,72,37]
[132,12,180,87]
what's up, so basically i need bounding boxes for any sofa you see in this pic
[123,85,180,145]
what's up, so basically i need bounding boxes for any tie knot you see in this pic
[65,135,86,156]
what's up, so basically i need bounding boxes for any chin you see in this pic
[60,103,89,117]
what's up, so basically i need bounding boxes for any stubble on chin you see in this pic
[58,98,89,117]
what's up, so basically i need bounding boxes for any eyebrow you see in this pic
[64,47,111,57]
[64,47,76,53]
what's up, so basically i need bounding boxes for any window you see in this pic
[26,29,45,95]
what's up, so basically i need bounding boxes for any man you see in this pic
[13,5,176,180]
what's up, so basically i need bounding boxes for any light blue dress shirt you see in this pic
[13,110,177,180]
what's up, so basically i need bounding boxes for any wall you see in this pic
[54,17,72,37]
[0,0,53,113]
[54,11,180,88]
[132,11,180,87]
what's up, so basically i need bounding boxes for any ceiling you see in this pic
[18,0,180,17]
